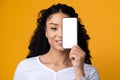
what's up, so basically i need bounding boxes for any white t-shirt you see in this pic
[14,56,100,80]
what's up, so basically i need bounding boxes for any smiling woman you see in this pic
[46,12,69,50]
[14,3,100,80]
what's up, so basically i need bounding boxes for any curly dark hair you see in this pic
[26,3,92,64]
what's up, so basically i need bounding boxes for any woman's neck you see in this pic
[42,48,71,66]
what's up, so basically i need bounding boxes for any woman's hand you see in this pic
[69,45,86,80]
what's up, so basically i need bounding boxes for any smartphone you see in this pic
[62,18,77,49]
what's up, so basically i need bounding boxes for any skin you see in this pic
[39,12,86,80]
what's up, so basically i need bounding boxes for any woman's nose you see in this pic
[57,28,62,38]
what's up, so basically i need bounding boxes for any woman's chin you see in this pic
[56,46,65,51]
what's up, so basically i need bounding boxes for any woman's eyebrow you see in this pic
[48,23,58,26]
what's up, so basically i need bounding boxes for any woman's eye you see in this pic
[51,27,57,31]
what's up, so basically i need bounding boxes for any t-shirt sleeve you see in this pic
[90,68,100,80]
[80,69,100,80]
[13,61,26,80]
[81,64,100,80]
[88,66,100,80]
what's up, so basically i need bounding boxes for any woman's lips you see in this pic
[56,40,62,46]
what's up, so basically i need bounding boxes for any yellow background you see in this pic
[0,0,120,80]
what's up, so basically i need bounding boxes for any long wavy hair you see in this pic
[26,3,92,64]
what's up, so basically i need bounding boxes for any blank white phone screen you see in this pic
[62,18,77,49]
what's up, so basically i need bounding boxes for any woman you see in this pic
[14,3,100,80]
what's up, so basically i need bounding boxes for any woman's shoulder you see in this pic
[84,63,97,71]
[84,63,99,78]
[16,56,39,68]
[84,63,99,74]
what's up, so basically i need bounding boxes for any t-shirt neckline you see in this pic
[36,55,74,74]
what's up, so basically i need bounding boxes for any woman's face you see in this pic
[46,12,69,51]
